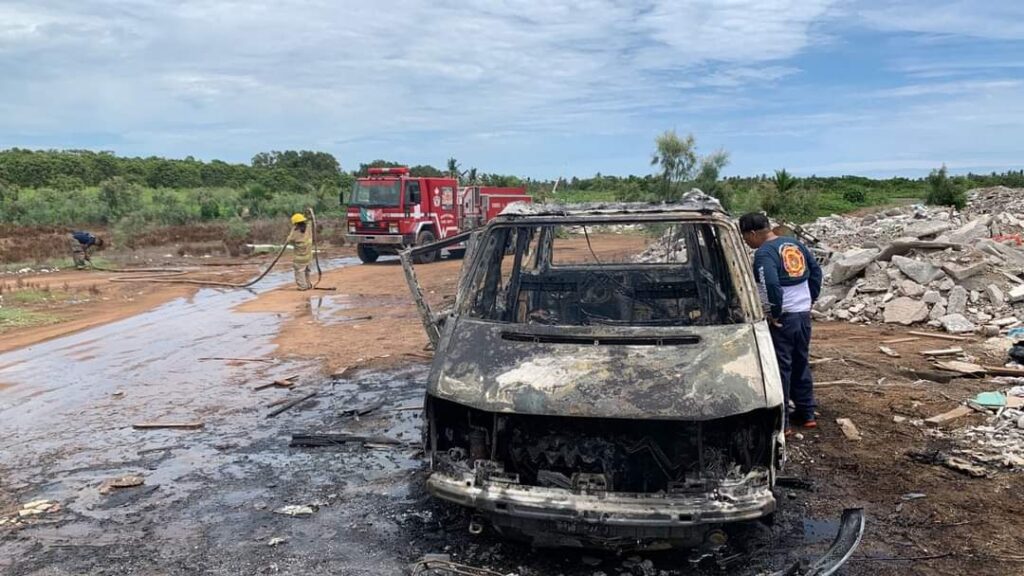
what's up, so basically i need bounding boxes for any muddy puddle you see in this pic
[304,292,410,325]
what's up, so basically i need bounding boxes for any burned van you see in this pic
[401,192,787,549]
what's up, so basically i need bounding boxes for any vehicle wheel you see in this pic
[357,244,379,264]
[413,231,438,264]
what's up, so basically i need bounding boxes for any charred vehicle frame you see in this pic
[401,193,862,563]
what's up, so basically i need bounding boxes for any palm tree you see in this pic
[446,157,460,179]
[772,169,797,196]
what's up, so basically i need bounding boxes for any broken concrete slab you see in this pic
[986,285,1005,307]
[941,261,987,281]
[858,264,891,293]
[892,255,945,284]
[875,239,961,262]
[903,220,952,239]
[813,294,838,313]
[1009,284,1024,303]
[835,418,862,441]
[947,285,969,315]
[899,279,926,298]
[940,313,977,334]
[922,289,942,304]
[831,248,880,283]
[946,215,992,244]
[883,297,929,325]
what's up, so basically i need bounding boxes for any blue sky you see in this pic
[1,1,1022,179]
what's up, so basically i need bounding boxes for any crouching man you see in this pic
[69,231,104,270]
[739,213,822,433]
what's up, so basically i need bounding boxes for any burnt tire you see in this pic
[356,244,379,264]
[413,230,438,264]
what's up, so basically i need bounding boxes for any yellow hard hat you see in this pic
[291,213,307,225]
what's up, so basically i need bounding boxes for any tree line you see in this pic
[2,146,1022,232]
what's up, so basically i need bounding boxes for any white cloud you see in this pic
[0,0,834,168]
[856,1,1024,40]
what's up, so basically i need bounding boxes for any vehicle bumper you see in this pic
[426,471,775,527]
[345,234,406,246]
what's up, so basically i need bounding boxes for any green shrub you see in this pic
[841,187,867,204]
[926,165,966,209]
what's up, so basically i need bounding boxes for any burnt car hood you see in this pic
[429,318,774,420]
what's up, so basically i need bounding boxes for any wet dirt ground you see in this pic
[1,244,1022,575]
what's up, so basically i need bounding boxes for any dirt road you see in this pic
[0,246,1022,575]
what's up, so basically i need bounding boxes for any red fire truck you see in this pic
[344,166,531,264]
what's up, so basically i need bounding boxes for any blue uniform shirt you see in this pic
[72,231,97,247]
[753,236,822,318]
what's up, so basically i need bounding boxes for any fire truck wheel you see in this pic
[413,230,438,264]
[356,244,379,264]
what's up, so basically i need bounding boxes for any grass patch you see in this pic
[5,289,70,305]
[0,256,113,273]
[0,307,61,332]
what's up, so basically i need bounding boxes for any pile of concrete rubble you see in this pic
[807,186,1024,335]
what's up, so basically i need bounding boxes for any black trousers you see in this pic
[769,312,816,423]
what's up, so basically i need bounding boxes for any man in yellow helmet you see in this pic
[287,212,313,290]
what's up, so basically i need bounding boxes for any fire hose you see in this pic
[93,208,334,290]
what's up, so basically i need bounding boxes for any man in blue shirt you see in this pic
[69,231,104,270]
[739,213,822,432]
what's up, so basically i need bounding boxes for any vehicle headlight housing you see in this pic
[348,223,356,233]
[389,223,399,234]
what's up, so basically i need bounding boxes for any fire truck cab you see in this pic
[344,166,530,264]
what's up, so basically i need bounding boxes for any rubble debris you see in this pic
[410,555,506,576]
[267,537,287,547]
[799,188,1024,329]
[879,346,901,358]
[883,297,929,325]
[939,313,977,334]
[99,475,145,494]
[835,418,862,441]
[832,248,880,283]
[273,505,316,516]
[16,499,60,518]
[942,261,987,281]
[891,255,944,285]
[946,286,968,316]
[908,449,988,477]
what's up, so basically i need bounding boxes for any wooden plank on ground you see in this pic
[925,405,974,426]
[934,360,986,375]
[981,365,1024,377]
[921,347,964,357]
[882,337,921,344]
[907,331,971,342]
